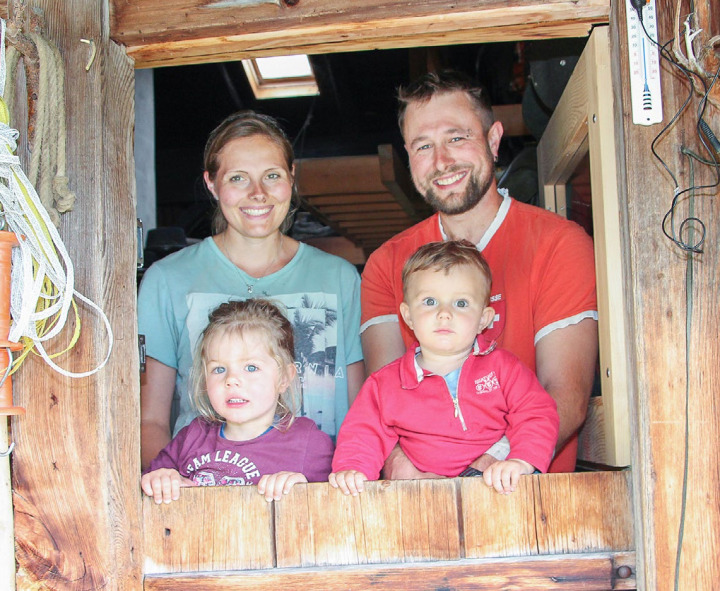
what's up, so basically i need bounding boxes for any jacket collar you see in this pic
[398,335,497,389]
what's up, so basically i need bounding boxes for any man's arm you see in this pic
[535,318,598,451]
[361,323,406,377]
[141,358,177,470]
[346,360,366,406]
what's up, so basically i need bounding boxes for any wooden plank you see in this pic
[535,472,634,555]
[275,479,460,568]
[536,31,590,211]
[11,2,142,589]
[313,202,404,214]
[296,156,385,195]
[143,487,274,574]
[609,1,720,588]
[461,475,538,558]
[301,236,366,266]
[585,26,631,467]
[305,193,396,207]
[337,220,411,230]
[378,144,427,220]
[110,0,610,69]
[144,552,636,590]
[328,210,411,222]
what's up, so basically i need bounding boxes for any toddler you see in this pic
[142,299,333,503]
[331,240,558,494]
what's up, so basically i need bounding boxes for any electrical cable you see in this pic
[631,2,720,253]
[0,19,113,378]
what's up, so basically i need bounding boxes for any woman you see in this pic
[138,111,364,469]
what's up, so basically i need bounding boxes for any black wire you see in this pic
[634,7,720,254]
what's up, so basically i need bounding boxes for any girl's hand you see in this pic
[329,470,368,496]
[141,468,195,504]
[257,471,308,502]
[482,459,534,494]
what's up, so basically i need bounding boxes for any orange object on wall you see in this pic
[0,231,23,416]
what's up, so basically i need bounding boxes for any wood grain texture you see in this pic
[109,0,610,68]
[144,552,636,590]
[275,479,460,567]
[535,472,634,555]
[143,486,274,574]
[143,473,633,577]
[11,1,142,589]
[461,475,538,558]
[610,0,720,588]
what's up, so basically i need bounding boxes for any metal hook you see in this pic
[80,38,96,72]
[0,441,14,457]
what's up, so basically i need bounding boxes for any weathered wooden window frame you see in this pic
[537,26,631,466]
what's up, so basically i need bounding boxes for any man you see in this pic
[360,70,598,474]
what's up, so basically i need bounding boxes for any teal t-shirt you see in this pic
[138,237,363,438]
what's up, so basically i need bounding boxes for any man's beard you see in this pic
[421,167,494,216]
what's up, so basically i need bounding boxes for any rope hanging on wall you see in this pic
[0,18,113,378]
[3,29,75,227]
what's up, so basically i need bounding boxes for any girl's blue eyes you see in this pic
[210,364,260,374]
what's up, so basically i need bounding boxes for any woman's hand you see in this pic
[257,471,308,502]
[329,470,368,496]
[141,468,195,504]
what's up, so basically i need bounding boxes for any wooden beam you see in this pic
[144,552,637,590]
[11,1,142,588]
[297,156,386,195]
[378,144,428,221]
[142,472,634,576]
[109,0,610,69]
[610,0,720,588]
[585,27,632,467]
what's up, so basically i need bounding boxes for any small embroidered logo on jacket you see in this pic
[475,371,500,394]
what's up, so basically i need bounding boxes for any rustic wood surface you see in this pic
[8,1,141,589]
[535,472,634,554]
[143,472,633,576]
[461,473,538,558]
[144,552,636,590]
[610,0,720,588]
[143,486,274,574]
[109,0,610,68]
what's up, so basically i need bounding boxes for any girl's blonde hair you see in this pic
[190,298,299,429]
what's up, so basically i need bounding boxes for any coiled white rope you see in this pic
[0,19,113,378]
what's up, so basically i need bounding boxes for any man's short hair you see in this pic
[397,70,495,135]
[401,240,492,301]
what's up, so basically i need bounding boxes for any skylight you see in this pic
[242,55,319,100]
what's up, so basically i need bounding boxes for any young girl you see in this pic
[141,299,334,504]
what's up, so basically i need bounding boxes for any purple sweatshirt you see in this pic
[147,417,333,486]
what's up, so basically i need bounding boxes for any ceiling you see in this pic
[152,38,587,256]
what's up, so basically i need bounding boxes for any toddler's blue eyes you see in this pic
[422,297,437,306]
[211,367,225,374]
[455,300,469,308]
[246,364,259,372]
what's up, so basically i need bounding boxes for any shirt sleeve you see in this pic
[137,263,180,369]
[340,260,364,365]
[331,374,399,479]
[533,222,598,342]
[300,422,335,482]
[360,246,400,332]
[500,354,559,473]
[144,422,191,475]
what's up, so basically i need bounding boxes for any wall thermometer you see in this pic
[626,0,663,125]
